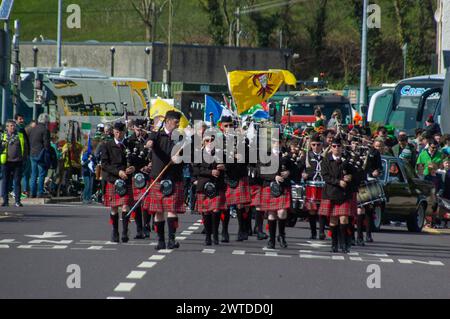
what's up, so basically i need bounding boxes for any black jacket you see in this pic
[125,133,149,173]
[223,135,249,182]
[303,151,325,182]
[322,154,357,202]
[259,152,292,188]
[192,149,225,192]
[28,123,50,157]
[364,148,383,178]
[101,140,128,184]
[148,129,184,182]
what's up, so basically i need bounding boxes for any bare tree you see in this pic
[129,0,164,41]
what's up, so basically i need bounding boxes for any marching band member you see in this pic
[221,116,252,242]
[143,111,186,250]
[249,162,267,240]
[319,137,356,253]
[127,119,151,239]
[260,137,292,249]
[192,135,226,245]
[301,134,326,240]
[101,122,134,243]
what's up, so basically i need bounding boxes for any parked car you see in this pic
[287,156,434,233]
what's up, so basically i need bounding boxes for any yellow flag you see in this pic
[149,98,189,129]
[227,69,296,114]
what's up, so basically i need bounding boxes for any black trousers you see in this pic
[2,161,23,204]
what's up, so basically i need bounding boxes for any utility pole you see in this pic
[1,21,10,125]
[11,20,20,117]
[359,0,368,124]
[236,7,240,47]
[57,0,62,67]
[164,0,173,98]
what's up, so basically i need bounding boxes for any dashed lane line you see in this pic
[148,255,166,261]
[137,261,157,269]
[126,271,147,280]
[114,283,136,292]
[202,249,216,254]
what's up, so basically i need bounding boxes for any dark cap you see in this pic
[311,134,322,143]
[331,137,342,145]
[398,135,408,142]
[166,110,182,121]
[134,119,147,128]
[113,122,126,132]
[220,115,233,123]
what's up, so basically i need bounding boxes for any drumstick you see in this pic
[126,142,186,218]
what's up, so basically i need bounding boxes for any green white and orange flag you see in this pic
[227,69,296,115]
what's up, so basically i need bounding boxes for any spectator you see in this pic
[327,109,342,130]
[424,115,441,137]
[412,128,424,152]
[425,163,444,228]
[21,120,36,197]
[393,134,417,168]
[14,114,26,133]
[416,140,444,176]
[416,163,425,180]
[81,142,97,205]
[441,135,450,156]
[28,113,51,198]
[0,120,29,207]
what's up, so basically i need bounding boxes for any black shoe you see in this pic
[277,235,288,248]
[237,232,246,242]
[257,232,268,240]
[155,240,166,250]
[221,232,230,243]
[15,202,23,207]
[134,231,145,240]
[267,239,275,249]
[331,245,339,253]
[242,232,249,241]
[201,227,206,235]
[356,238,365,246]
[213,237,219,245]
[111,231,119,243]
[319,233,326,241]
[365,235,374,243]
[309,234,317,240]
[205,237,212,246]
[121,233,129,243]
[351,238,356,246]
[1,203,8,207]
[143,226,151,238]
[168,238,180,249]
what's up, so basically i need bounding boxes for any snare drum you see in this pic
[357,181,385,207]
[305,181,325,203]
[291,183,306,209]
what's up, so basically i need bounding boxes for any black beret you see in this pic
[166,110,182,120]
[331,137,342,145]
[311,134,322,143]
[220,115,233,123]
[113,122,126,132]
[134,119,147,128]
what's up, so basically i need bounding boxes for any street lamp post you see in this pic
[359,0,369,125]
[57,0,62,67]
[33,46,39,67]
[110,47,116,77]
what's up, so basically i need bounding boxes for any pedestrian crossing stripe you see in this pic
[114,283,136,292]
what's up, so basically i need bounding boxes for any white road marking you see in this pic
[0,239,20,244]
[114,283,136,292]
[25,232,67,239]
[107,296,125,299]
[175,236,186,241]
[193,223,202,226]
[71,247,117,251]
[149,255,166,261]
[88,246,105,250]
[18,245,67,249]
[124,242,157,246]
[300,254,345,260]
[262,247,280,252]
[0,244,9,249]
[28,240,73,244]
[349,257,395,263]
[398,259,444,266]
[126,271,147,279]
[196,219,203,223]
[157,249,173,254]
[202,249,216,254]
[188,226,199,230]
[181,231,193,235]
[137,261,157,269]
[77,240,118,245]
[232,250,246,255]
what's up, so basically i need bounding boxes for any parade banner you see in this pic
[149,98,189,129]
[227,69,296,115]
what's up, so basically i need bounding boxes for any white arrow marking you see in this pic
[296,241,329,248]
[0,244,9,249]
[18,245,68,249]
[25,232,67,239]
[28,240,73,244]
[0,239,20,244]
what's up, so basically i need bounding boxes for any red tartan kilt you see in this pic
[305,200,320,211]
[259,185,291,211]
[250,185,262,207]
[103,182,133,208]
[142,180,185,214]
[132,179,149,201]
[225,177,251,206]
[195,191,227,213]
[319,199,352,217]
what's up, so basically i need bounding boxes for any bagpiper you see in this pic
[143,111,186,250]
[259,137,292,249]
[192,135,226,245]
[319,137,357,253]
[101,122,135,243]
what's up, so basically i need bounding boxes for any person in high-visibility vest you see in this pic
[1,120,29,207]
